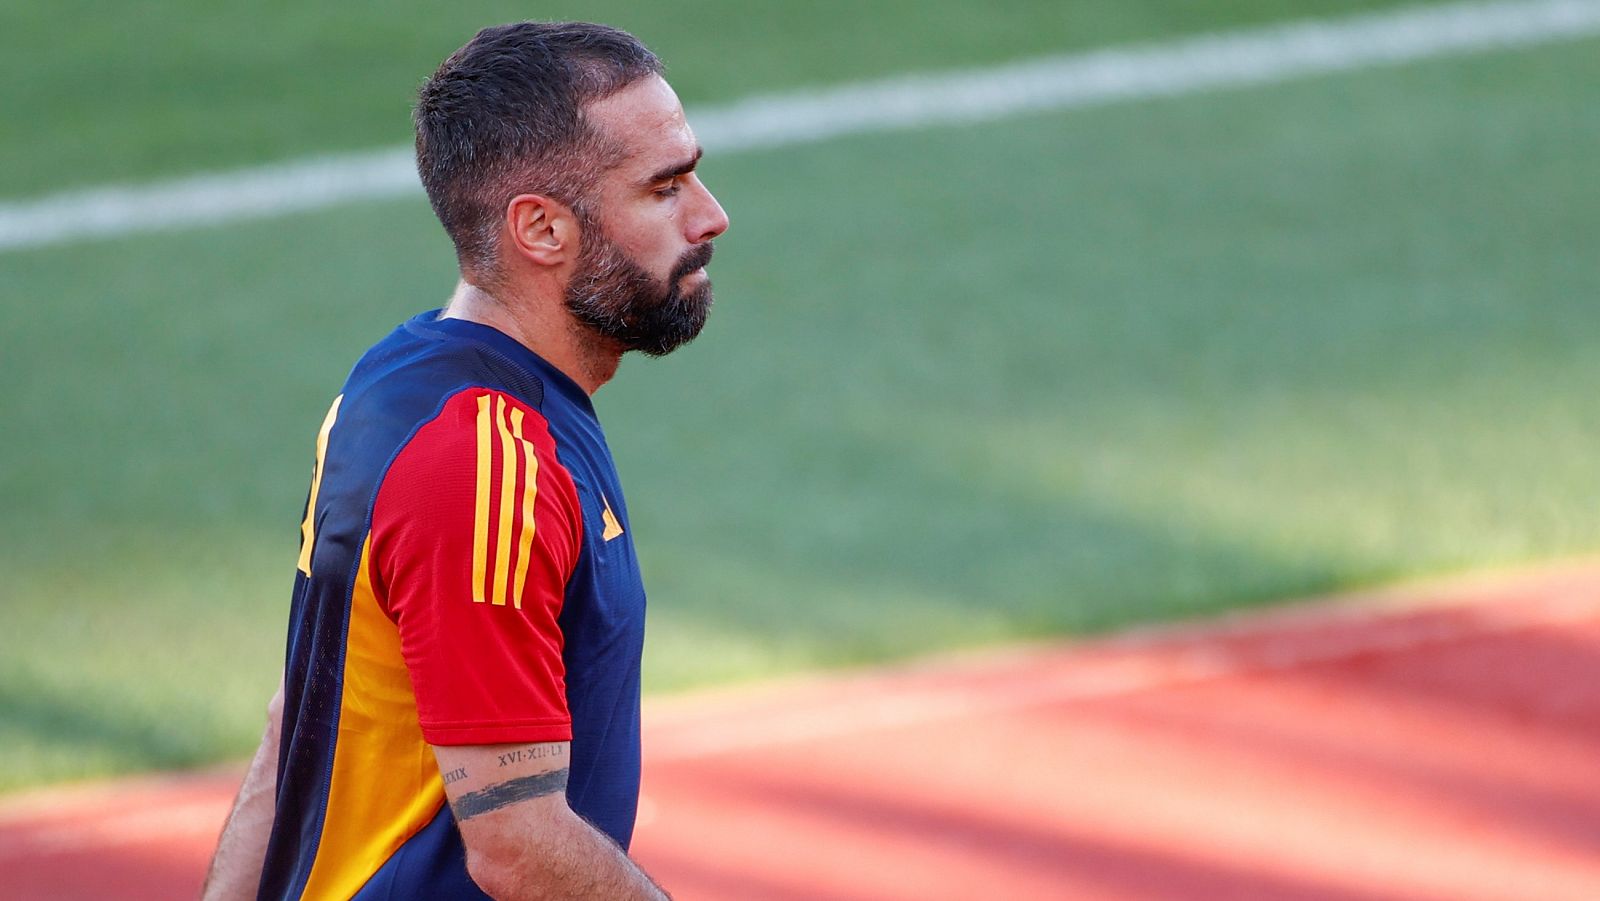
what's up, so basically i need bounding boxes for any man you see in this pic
[203,21,728,899]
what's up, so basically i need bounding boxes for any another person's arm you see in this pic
[201,680,284,901]
[434,740,668,899]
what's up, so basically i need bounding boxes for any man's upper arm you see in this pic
[434,739,571,828]
[369,390,669,897]
[370,388,585,747]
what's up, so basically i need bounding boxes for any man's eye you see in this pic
[655,180,680,197]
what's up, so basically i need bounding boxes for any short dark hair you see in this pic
[414,22,663,275]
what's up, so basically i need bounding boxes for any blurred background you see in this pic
[2,0,1597,803]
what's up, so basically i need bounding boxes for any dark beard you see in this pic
[564,231,716,358]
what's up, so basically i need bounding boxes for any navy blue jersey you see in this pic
[259,311,646,899]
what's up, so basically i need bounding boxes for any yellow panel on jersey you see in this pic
[300,536,445,899]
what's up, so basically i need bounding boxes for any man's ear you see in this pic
[505,194,579,266]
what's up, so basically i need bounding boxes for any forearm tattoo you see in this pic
[450,768,570,821]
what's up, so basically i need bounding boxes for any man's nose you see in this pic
[689,177,729,243]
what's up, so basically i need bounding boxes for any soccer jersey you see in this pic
[258,311,647,900]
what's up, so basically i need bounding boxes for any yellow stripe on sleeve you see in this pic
[472,394,492,604]
[508,408,540,610]
[297,395,343,577]
[491,396,519,606]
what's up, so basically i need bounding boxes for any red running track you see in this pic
[4,562,1600,899]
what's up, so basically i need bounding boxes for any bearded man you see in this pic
[203,21,727,900]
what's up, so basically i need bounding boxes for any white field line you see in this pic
[3,0,1599,253]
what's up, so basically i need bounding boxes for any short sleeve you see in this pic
[369,387,584,746]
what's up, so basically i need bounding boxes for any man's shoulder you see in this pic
[297,316,555,533]
[319,314,610,538]
[340,314,548,426]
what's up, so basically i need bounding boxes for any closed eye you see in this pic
[641,147,704,193]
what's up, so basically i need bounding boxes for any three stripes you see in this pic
[472,393,541,609]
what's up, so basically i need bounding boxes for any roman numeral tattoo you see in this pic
[497,744,564,767]
[450,768,570,821]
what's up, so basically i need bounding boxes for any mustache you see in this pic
[671,242,715,282]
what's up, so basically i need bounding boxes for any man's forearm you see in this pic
[467,805,668,900]
[451,759,666,900]
[202,688,282,900]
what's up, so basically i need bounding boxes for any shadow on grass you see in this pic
[0,678,220,789]
[640,402,1357,683]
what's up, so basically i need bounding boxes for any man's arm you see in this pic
[201,680,284,901]
[435,740,668,900]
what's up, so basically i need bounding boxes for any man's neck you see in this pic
[440,280,622,395]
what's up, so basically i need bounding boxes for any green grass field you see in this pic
[3,1,1599,791]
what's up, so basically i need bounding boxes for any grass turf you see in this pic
[3,8,1598,789]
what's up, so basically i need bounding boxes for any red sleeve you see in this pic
[369,387,583,746]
